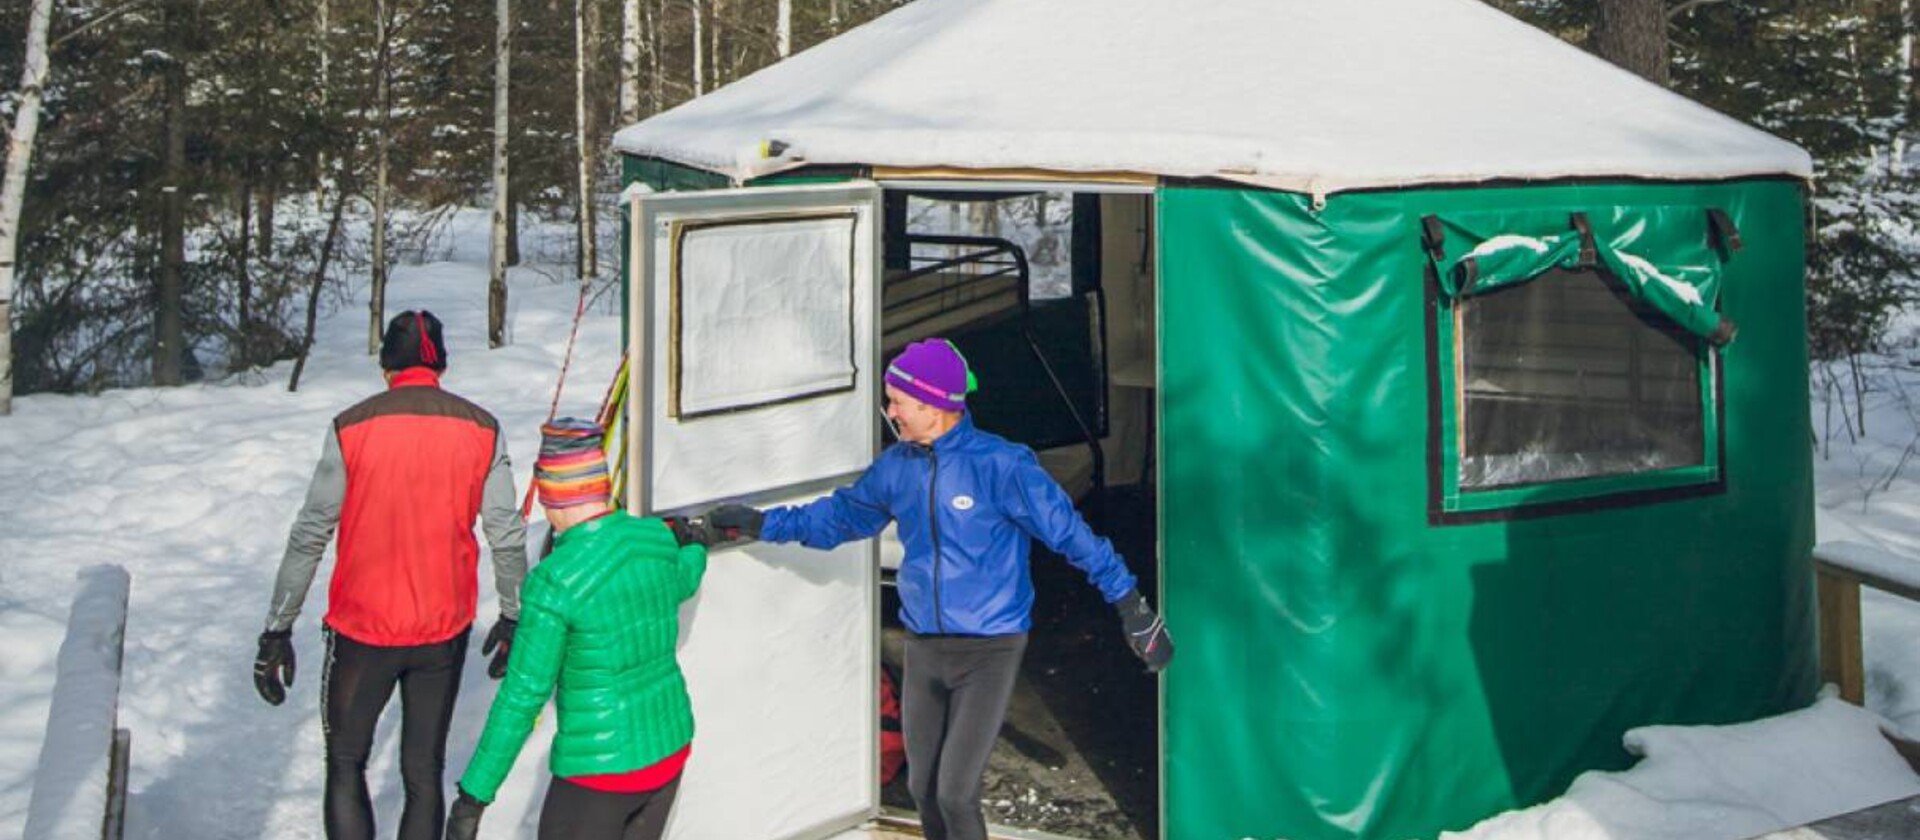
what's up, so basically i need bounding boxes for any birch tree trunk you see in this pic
[645,0,661,111]
[155,1,188,387]
[621,0,641,125]
[777,0,790,57]
[237,179,254,367]
[1903,0,1916,170]
[1595,0,1669,86]
[709,0,722,86]
[575,0,598,278]
[490,0,511,347]
[0,0,57,414]
[370,0,393,354]
[691,0,704,96]
[317,0,330,197]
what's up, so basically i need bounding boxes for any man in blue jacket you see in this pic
[705,338,1172,840]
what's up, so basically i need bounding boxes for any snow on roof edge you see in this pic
[611,141,1813,199]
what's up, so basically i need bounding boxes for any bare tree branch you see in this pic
[52,0,157,49]
[1668,0,1729,20]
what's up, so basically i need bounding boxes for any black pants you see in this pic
[901,632,1028,840]
[537,775,682,840]
[320,626,468,840]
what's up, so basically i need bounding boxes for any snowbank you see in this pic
[21,565,130,840]
[0,209,625,839]
[1442,693,1920,840]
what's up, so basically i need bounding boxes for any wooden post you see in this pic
[1816,563,1866,705]
[104,728,130,840]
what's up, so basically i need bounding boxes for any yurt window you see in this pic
[1454,267,1707,489]
[887,190,1094,300]
[667,214,859,418]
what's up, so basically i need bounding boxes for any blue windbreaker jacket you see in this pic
[762,414,1136,636]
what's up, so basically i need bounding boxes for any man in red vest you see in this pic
[253,310,528,840]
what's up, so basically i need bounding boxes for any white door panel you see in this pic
[627,182,882,840]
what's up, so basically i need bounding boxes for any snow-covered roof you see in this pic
[611,0,1812,195]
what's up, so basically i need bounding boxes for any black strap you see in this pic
[1421,215,1446,263]
[1454,257,1479,295]
[1708,208,1743,254]
[1570,213,1596,267]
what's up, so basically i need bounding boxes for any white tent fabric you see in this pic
[611,0,1811,195]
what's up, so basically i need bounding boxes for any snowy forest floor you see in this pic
[1,207,1919,839]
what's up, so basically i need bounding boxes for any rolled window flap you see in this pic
[1425,209,1732,345]
[1435,230,1583,298]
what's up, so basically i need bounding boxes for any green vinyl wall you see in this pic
[1157,180,1817,840]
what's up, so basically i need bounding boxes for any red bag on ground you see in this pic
[880,665,906,785]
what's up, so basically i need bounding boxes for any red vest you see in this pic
[326,368,501,646]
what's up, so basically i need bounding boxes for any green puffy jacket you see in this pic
[459,512,707,802]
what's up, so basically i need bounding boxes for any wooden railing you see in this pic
[22,565,131,840]
[1815,541,1920,705]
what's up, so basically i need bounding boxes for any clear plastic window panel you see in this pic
[1459,267,1705,489]
[674,215,857,417]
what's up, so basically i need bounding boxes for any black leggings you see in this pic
[901,632,1028,840]
[320,626,468,840]
[537,775,682,840]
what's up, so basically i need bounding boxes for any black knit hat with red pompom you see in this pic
[379,310,449,372]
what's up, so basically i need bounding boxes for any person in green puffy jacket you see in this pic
[445,418,710,840]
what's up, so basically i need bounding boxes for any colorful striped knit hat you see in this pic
[884,338,976,412]
[535,417,611,509]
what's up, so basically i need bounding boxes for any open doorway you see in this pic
[872,184,1161,839]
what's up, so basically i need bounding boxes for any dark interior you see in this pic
[873,187,1161,839]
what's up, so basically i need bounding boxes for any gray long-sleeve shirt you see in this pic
[265,423,529,634]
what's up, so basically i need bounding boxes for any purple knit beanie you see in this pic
[884,338,976,412]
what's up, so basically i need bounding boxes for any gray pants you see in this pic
[901,632,1028,840]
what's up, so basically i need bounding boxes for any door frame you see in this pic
[627,181,886,840]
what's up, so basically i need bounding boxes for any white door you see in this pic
[626,182,882,840]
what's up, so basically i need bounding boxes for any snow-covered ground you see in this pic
[1,207,1918,839]
[0,209,625,839]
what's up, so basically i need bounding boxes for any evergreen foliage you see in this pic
[1493,0,1920,363]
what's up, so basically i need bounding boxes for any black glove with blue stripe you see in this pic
[1116,590,1173,673]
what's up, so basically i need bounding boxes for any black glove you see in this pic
[705,504,765,542]
[254,629,296,705]
[1116,590,1173,673]
[445,788,486,840]
[663,515,717,548]
[481,617,516,680]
